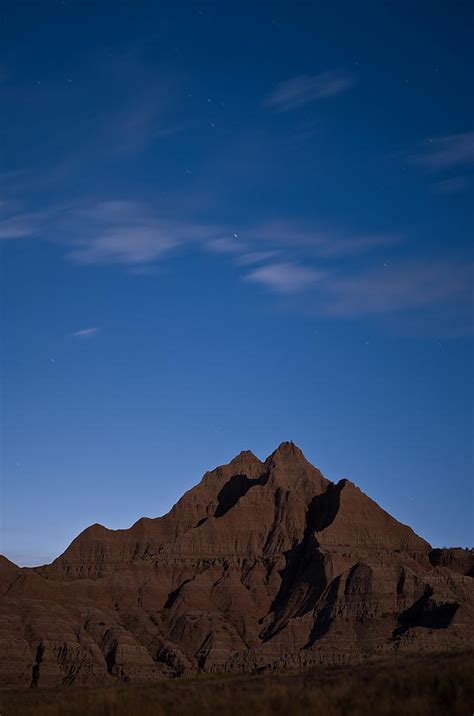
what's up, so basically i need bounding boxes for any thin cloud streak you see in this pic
[60,200,222,265]
[244,262,324,293]
[0,55,184,199]
[0,208,56,240]
[321,260,473,316]
[246,220,398,257]
[69,226,178,265]
[4,197,397,269]
[205,237,246,254]
[107,92,184,156]
[411,131,474,171]
[1,198,225,265]
[236,251,281,266]
[432,176,469,194]
[4,197,471,336]
[241,255,473,337]
[264,70,357,111]
[72,327,100,338]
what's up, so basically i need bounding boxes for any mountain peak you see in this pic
[267,440,306,463]
[230,449,259,462]
[228,449,262,472]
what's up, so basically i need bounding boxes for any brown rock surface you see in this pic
[1,442,472,688]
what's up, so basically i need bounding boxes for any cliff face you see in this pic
[1,442,473,688]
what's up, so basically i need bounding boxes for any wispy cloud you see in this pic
[0,198,223,268]
[70,226,178,265]
[432,176,469,194]
[62,200,221,265]
[241,254,473,336]
[105,91,184,155]
[244,261,324,293]
[246,220,398,258]
[0,207,55,240]
[321,260,473,316]
[205,236,245,254]
[264,70,356,111]
[0,53,184,200]
[0,200,398,278]
[0,198,224,266]
[235,251,281,266]
[2,196,471,336]
[411,131,474,171]
[72,327,100,338]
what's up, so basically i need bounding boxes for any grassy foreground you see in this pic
[1,651,473,716]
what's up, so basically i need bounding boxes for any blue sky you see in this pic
[1,1,473,565]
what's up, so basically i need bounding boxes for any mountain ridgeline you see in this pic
[1,442,473,687]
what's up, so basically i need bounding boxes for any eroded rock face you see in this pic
[1,442,472,687]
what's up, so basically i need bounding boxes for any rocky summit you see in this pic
[1,442,473,688]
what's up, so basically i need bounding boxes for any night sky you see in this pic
[1,1,473,565]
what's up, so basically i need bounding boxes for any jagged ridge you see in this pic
[0,442,472,687]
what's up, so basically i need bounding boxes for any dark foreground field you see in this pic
[1,651,473,716]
